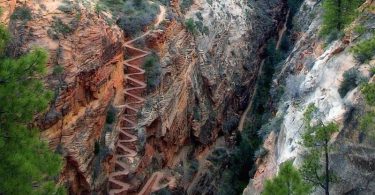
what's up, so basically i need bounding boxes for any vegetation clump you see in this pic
[263,161,311,195]
[351,35,375,63]
[10,6,32,21]
[98,0,159,36]
[321,0,364,37]
[185,18,197,35]
[180,0,194,13]
[143,55,161,92]
[361,83,375,106]
[338,68,364,97]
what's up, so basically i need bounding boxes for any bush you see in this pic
[338,68,364,97]
[180,0,194,13]
[106,105,117,124]
[354,25,366,35]
[51,17,73,37]
[100,0,158,36]
[10,6,32,21]
[263,161,311,195]
[325,29,344,44]
[58,4,74,14]
[370,67,375,77]
[143,55,161,91]
[53,65,64,76]
[361,83,375,106]
[359,111,375,139]
[351,35,375,63]
[185,18,197,34]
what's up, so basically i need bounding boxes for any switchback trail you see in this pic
[108,4,166,195]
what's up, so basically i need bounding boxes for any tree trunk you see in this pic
[325,139,329,195]
[337,0,342,30]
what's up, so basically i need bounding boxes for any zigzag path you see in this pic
[108,4,166,195]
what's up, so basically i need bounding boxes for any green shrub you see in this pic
[10,6,32,21]
[196,12,203,21]
[263,161,311,195]
[58,4,74,14]
[185,18,197,34]
[338,68,364,97]
[351,35,375,63]
[53,65,64,75]
[325,29,344,44]
[143,55,161,91]
[359,111,375,139]
[370,67,375,77]
[106,105,117,124]
[99,0,158,36]
[51,17,73,37]
[354,25,366,35]
[361,83,375,106]
[180,0,194,13]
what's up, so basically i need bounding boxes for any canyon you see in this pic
[0,0,374,194]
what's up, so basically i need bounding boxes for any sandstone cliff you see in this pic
[2,0,125,193]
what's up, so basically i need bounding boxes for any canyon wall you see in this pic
[2,0,289,194]
[245,0,375,194]
[2,0,125,193]
[133,0,287,194]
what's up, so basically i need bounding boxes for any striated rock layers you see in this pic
[130,0,287,194]
[3,0,288,194]
[2,0,125,193]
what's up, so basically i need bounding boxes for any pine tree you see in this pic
[300,104,339,195]
[263,161,311,195]
[321,0,364,36]
[0,19,64,194]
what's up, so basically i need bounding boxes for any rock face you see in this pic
[2,0,125,193]
[246,1,375,194]
[133,0,287,194]
[3,0,289,193]
[0,0,16,24]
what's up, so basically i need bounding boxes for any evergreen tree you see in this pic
[300,104,339,195]
[0,19,64,194]
[263,161,311,195]
[321,0,364,36]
